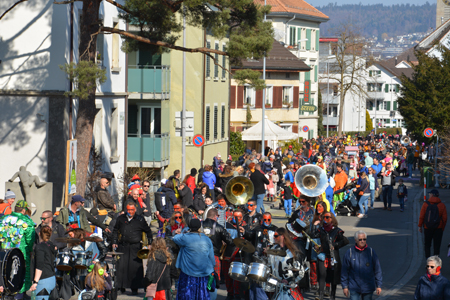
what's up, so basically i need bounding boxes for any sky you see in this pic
[313,0,433,5]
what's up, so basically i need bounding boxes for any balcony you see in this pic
[127,133,170,168]
[322,116,338,126]
[367,91,384,100]
[128,65,170,99]
[322,95,340,105]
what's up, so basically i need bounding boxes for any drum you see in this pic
[74,252,90,269]
[56,251,74,271]
[247,262,270,282]
[273,290,295,300]
[55,269,65,281]
[0,248,26,294]
[229,262,249,282]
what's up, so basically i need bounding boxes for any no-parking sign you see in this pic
[193,134,205,147]
[302,126,309,133]
[424,128,434,138]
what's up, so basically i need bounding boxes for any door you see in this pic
[139,106,161,137]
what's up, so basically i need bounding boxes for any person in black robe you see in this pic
[112,201,153,295]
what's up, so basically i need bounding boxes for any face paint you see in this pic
[218,199,226,209]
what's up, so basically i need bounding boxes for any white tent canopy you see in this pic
[241,116,298,141]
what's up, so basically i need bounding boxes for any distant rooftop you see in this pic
[255,0,329,22]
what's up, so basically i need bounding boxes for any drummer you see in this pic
[243,199,262,229]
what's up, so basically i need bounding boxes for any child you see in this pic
[267,174,275,202]
[397,179,408,212]
[282,180,293,218]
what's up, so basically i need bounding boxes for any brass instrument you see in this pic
[137,232,150,259]
[219,243,227,260]
[294,165,328,197]
[225,176,254,206]
[401,135,411,146]
[302,230,321,254]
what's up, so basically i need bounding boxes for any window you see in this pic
[367,83,382,92]
[140,106,161,136]
[221,105,225,138]
[244,86,255,107]
[205,106,210,141]
[280,124,293,132]
[367,100,373,111]
[214,43,219,79]
[369,70,381,77]
[282,86,293,105]
[286,73,290,79]
[213,105,218,139]
[222,45,226,78]
[386,84,400,92]
[290,27,296,46]
[206,41,211,78]
[265,86,273,107]
[384,101,391,111]
[96,32,104,66]
[112,21,120,71]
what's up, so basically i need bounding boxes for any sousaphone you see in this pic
[401,135,411,146]
[225,176,254,206]
[294,164,328,197]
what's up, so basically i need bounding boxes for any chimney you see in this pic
[395,56,397,66]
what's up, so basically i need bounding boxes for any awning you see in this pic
[241,116,298,141]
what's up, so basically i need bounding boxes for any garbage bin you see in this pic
[423,166,435,187]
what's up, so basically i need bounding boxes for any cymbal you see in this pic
[84,236,103,242]
[266,249,287,257]
[233,238,255,253]
[55,237,81,243]
[106,251,124,256]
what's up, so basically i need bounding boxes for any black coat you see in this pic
[202,218,233,256]
[178,187,194,209]
[35,220,66,250]
[159,187,178,218]
[123,195,144,216]
[218,173,234,189]
[250,170,269,196]
[144,251,173,292]
[193,193,206,213]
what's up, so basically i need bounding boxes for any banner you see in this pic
[65,139,77,204]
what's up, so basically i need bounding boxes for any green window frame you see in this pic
[385,84,389,93]
[393,101,398,110]
[214,105,218,139]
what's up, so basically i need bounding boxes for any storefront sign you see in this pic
[300,105,317,112]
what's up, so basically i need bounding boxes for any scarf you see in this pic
[385,170,391,176]
[355,244,368,251]
[426,270,440,281]
[323,223,333,232]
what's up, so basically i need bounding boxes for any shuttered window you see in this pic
[387,101,391,111]
[214,43,219,78]
[306,29,311,50]
[214,105,218,139]
[395,84,400,93]
[314,65,318,82]
[369,70,373,77]
[385,84,389,93]
[316,30,320,51]
[206,106,210,141]
[222,45,226,78]
[290,27,296,46]
[394,101,398,110]
[206,41,211,78]
[221,105,225,138]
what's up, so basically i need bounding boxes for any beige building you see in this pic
[126,23,229,179]
[230,40,310,151]
[437,0,450,28]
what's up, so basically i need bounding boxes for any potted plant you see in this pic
[282,100,291,108]
[265,102,271,108]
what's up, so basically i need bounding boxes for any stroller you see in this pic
[335,187,359,217]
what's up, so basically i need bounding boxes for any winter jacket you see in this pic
[341,246,382,294]
[185,175,196,193]
[334,171,348,192]
[160,187,178,219]
[193,193,207,213]
[414,273,450,300]
[202,171,216,190]
[202,218,233,256]
[56,207,107,232]
[144,250,173,292]
[355,177,370,195]
[178,186,194,209]
[218,173,234,189]
[250,170,270,196]
[371,163,383,175]
[419,196,448,230]
[95,186,116,211]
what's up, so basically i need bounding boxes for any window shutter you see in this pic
[387,101,391,111]
[297,28,301,47]
[206,106,210,141]
[394,101,397,110]
[292,125,298,133]
[305,70,310,81]
[214,43,219,78]
[230,86,236,109]
[385,119,390,124]
[314,65,318,82]
[237,86,244,108]
[306,29,311,50]
[293,86,299,108]
[206,41,211,77]
[255,90,263,108]
[214,106,218,139]
[221,105,225,138]
[222,45,226,78]
[273,87,282,108]
[396,84,399,93]
[369,70,372,77]
[385,84,389,93]
[316,30,320,51]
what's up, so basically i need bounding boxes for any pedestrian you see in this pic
[341,230,382,300]
[186,168,197,193]
[379,162,399,211]
[202,165,217,202]
[354,172,370,218]
[397,179,407,212]
[414,256,450,299]
[35,210,66,250]
[249,163,269,214]
[419,189,447,258]
[173,219,215,300]
[0,189,15,215]
[178,182,194,210]
[368,167,379,210]
[144,238,174,300]
[282,180,293,218]
[406,150,414,178]
[82,262,112,300]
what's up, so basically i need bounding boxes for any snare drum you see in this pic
[56,251,74,271]
[247,262,270,282]
[0,248,26,294]
[228,262,249,282]
[74,252,90,269]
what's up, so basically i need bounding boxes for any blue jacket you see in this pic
[284,171,294,183]
[202,171,216,189]
[371,163,383,175]
[173,232,215,277]
[414,274,450,300]
[341,246,382,294]
[325,185,336,215]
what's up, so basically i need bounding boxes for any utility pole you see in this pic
[181,8,186,178]
[261,0,266,158]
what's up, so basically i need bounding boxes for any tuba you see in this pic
[225,176,254,206]
[294,165,328,197]
[401,135,410,146]
[137,232,150,260]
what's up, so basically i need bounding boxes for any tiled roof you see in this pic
[255,0,329,20]
[232,39,311,72]
[377,60,414,80]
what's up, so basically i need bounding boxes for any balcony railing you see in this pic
[322,95,340,105]
[127,133,170,167]
[128,65,170,99]
[367,91,384,100]
[322,116,339,126]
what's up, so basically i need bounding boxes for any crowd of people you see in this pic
[0,132,449,300]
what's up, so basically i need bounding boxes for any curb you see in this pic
[376,188,424,299]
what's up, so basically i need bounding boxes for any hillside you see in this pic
[317,3,436,39]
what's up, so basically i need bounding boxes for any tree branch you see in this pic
[101,26,228,56]
[104,0,133,15]
[53,0,81,4]
[0,0,28,21]
[160,0,184,13]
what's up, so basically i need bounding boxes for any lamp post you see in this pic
[261,0,266,158]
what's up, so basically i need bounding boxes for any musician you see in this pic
[267,228,306,300]
[253,212,277,257]
[289,195,315,230]
[35,210,66,250]
[243,199,262,230]
[312,212,349,300]
[202,208,233,282]
[112,201,153,295]
[216,194,233,227]
[222,209,253,300]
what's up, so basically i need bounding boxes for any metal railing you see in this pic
[128,65,170,99]
[127,133,170,166]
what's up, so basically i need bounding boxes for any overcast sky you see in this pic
[314,0,432,6]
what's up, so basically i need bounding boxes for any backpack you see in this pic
[424,201,441,229]
[398,185,406,197]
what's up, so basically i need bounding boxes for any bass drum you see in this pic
[273,290,295,300]
[0,248,26,294]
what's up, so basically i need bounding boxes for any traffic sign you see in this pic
[302,126,309,133]
[193,134,205,147]
[424,128,434,138]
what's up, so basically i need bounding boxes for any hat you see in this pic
[429,189,439,197]
[161,178,167,185]
[217,153,221,158]
[190,168,198,176]
[15,200,28,209]
[270,155,275,159]
[286,219,306,238]
[71,195,86,203]
[5,189,15,200]
[131,174,140,181]
[189,219,202,232]
[101,172,115,180]
[289,145,293,148]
